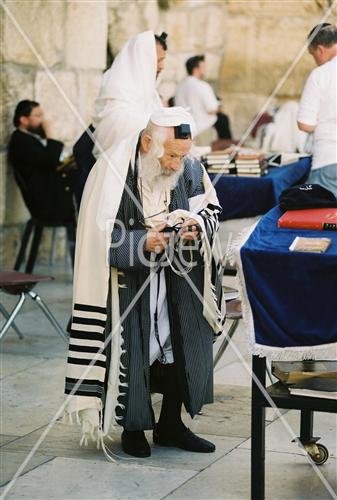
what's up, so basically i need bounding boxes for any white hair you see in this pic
[140,121,184,191]
[141,121,168,158]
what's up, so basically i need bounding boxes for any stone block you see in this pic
[65,1,107,70]
[0,152,7,225]
[219,16,257,94]
[76,71,102,133]
[34,70,78,145]
[161,9,190,52]
[1,1,64,66]
[0,224,22,269]
[205,51,222,82]
[0,64,35,145]
[158,80,176,103]
[5,158,29,225]
[160,51,179,82]
[107,2,145,56]
[218,92,268,140]
[254,16,317,96]
[204,6,227,50]
[225,0,323,16]
[142,1,160,31]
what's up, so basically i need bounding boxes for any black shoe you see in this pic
[121,430,151,458]
[153,426,215,453]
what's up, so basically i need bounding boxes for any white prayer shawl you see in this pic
[92,30,162,156]
[64,146,224,452]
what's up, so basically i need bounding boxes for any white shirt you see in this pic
[175,76,219,135]
[138,175,173,365]
[297,56,337,170]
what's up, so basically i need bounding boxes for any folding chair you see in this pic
[0,271,68,344]
[214,298,242,367]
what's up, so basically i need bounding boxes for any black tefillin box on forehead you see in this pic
[174,123,191,140]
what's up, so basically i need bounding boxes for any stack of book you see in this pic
[235,152,268,177]
[201,151,236,175]
[271,360,337,400]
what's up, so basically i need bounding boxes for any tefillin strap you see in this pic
[154,266,167,364]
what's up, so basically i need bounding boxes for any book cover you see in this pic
[289,236,331,253]
[278,208,337,231]
[289,377,337,399]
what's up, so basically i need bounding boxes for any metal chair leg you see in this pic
[65,223,76,269]
[28,291,68,344]
[49,227,58,267]
[0,293,26,341]
[14,219,34,271]
[0,304,24,339]
[213,318,240,368]
[25,224,43,273]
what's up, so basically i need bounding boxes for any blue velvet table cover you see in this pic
[210,157,311,221]
[239,206,337,358]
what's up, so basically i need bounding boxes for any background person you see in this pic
[8,100,77,223]
[297,23,337,196]
[72,31,168,204]
[175,55,232,140]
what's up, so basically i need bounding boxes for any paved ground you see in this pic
[1,262,336,499]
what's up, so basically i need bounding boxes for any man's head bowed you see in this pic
[139,107,194,189]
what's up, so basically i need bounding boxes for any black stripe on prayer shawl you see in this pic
[68,344,105,354]
[65,388,104,398]
[66,377,104,387]
[72,317,106,327]
[65,380,104,395]
[73,303,107,314]
[67,357,106,368]
[70,331,105,341]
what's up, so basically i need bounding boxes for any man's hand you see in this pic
[180,218,200,241]
[41,119,53,138]
[145,222,171,253]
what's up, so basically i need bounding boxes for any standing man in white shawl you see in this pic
[64,106,225,459]
[72,31,167,203]
[92,30,167,155]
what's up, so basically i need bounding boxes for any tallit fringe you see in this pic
[251,342,337,361]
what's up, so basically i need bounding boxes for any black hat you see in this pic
[280,184,337,212]
[155,32,168,50]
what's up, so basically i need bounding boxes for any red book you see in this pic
[278,208,337,231]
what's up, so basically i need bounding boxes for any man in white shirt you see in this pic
[175,55,232,139]
[297,24,337,196]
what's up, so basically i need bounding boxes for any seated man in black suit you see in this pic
[7,100,77,223]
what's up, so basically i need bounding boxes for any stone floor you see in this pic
[0,263,336,499]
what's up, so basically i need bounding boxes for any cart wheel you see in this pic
[310,444,329,465]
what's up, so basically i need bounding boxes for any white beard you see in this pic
[140,151,183,192]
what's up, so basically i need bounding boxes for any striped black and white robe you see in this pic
[64,152,225,441]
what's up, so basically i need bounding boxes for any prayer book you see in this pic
[278,208,337,231]
[289,236,331,253]
[222,285,239,301]
[288,377,337,400]
[272,360,337,385]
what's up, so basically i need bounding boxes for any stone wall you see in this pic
[1,0,336,267]
[107,0,336,138]
[1,0,108,266]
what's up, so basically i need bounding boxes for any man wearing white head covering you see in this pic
[92,30,167,156]
[64,107,225,459]
[72,31,167,203]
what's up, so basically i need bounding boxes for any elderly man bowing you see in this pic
[65,107,225,459]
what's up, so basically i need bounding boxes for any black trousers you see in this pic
[213,112,232,139]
